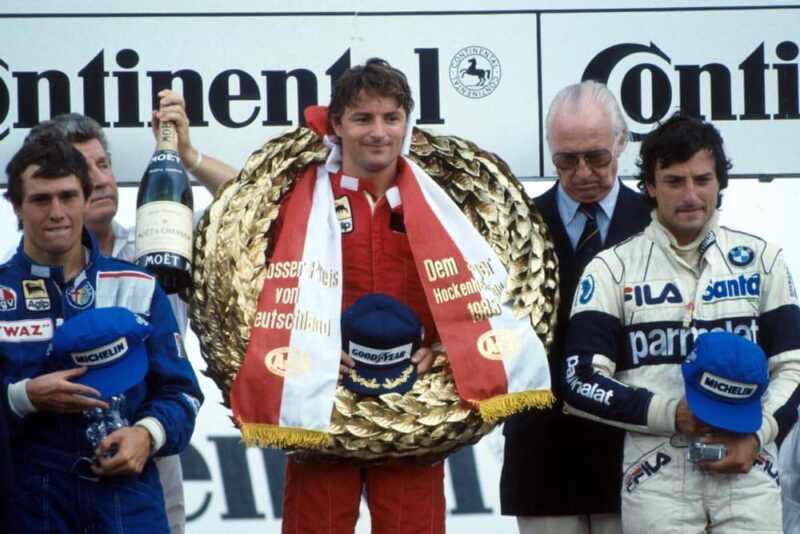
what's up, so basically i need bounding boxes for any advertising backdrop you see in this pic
[2,2,799,532]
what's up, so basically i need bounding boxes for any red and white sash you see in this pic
[231,113,552,449]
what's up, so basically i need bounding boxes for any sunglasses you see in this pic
[552,149,613,170]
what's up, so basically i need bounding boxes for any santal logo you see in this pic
[264,347,312,378]
[477,329,520,360]
[449,46,501,99]
[702,273,760,302]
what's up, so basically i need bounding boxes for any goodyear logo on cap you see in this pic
[349,341,412,366]
[72,337,128,367]
[699,372,756,400]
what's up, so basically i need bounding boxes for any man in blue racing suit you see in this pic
[1,135,203,532]
[562,112,800,533]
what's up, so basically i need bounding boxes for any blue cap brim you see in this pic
[342,363,417,397]
[73,345,148,398]
[685,384,762,434]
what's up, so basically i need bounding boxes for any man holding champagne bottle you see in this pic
[1,134,204,533]
[23,90,236,533]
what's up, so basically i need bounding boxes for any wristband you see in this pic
[186,150,203,174]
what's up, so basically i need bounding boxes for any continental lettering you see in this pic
[0,48,444,141]
[582,41,800,141]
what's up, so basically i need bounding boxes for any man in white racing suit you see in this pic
[562,111,800,533]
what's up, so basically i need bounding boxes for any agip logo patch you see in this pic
[22,279,50,311]
[334,196,354,234]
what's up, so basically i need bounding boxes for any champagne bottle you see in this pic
[135,120,194,294]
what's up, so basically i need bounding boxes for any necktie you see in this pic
[575,203,602,268]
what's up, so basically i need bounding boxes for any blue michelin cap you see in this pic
[341,293,424,396]
[53,307,152,398]
[681,331,768,433]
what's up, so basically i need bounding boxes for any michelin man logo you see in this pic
[578,274,595,305]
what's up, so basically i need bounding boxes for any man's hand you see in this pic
[411,347,438,375]
[26,367,109,413]
[700,432,760,474]
[675,397,714,436]
[91,426,152,477]
[152,89,194,165]
[340,351,355,380]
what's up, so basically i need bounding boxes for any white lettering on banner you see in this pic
[564,355,614,405]
[629,320,759,365]
[0,318,53,342]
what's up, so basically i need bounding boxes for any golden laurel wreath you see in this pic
[190,126,559,462]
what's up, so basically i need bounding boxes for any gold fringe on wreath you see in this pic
[191,125,560,463]
[477,389,555,423]
[239,421,330,450]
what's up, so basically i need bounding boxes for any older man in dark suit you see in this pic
[501,81,650,534]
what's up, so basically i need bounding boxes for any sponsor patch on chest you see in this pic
[334,196,354,234]
[0,318,54,342]
[0,285,17,311]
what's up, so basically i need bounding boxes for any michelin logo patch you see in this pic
[728,245,755,267]
[578,274,595,305]
[702,274,760,303]
[72,337,128,367]
[0,285,17,311]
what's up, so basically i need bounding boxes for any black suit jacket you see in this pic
[500,181,651,516]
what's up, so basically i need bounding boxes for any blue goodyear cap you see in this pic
[341,293,424,396]
[53,306,151,398]
[682,331,768,433]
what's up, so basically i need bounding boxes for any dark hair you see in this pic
[4,134,92,208]
[328,58,414,123]
[636,111,731,208]
[26,113,110,163]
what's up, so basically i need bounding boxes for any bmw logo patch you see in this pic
[728,246,755,267]
[578,274,595,305]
